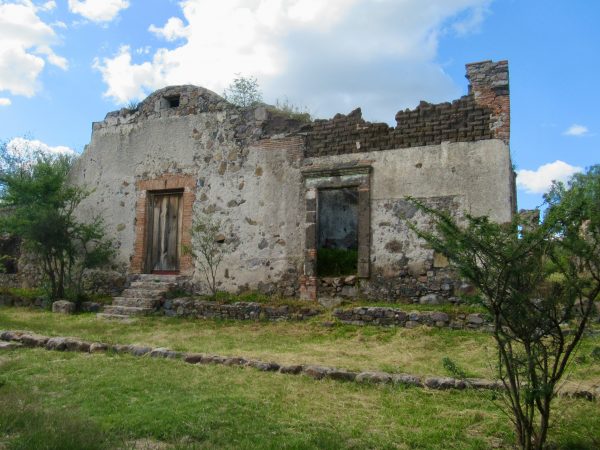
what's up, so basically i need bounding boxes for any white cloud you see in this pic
[517,161,583,194]
[93,0,492,118]
[0,98,11,106]
[149,17,187,42]
[6,137,76,160]
[41,1,56,11]
[563,124,589,137]
[93,45,161,104]
[0,1,67,98]
[68,0,130,23]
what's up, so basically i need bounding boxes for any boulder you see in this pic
[303,365,332,380]
[419,294,442,305]
[52,300,76,314]
[279,364,304,375]
[0,341,22,350]
[356,371,392,384]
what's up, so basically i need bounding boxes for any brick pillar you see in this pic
[465,60,510,144]
[300,187,318,301]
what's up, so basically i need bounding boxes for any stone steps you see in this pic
[96,313,135,321]
[134,274,182,283]
[122,289,168,299]
[103,305,155,316]
[112,297,162,309]
[129,281,175,290]
[98,274,187,320]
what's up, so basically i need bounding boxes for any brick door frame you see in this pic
[300,164,371,300]
[131,174,196,275]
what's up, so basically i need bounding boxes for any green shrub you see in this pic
[316,248,358,276]
[442,356,468,379]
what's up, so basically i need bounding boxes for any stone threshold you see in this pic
[1,330,597,401]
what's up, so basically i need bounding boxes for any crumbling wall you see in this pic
[70,60,513,302]
[304,60,509,158]
[71,86,307,297]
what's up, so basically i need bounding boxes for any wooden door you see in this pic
[146,192,183,272]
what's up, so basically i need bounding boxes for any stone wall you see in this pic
[69,60,514,302]
[0,274,20,289]
[334,307,490,330]
[0,292,48,309]
[161,298,321,321]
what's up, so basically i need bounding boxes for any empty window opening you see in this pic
[317,188,358,276]
[166,95,180,108]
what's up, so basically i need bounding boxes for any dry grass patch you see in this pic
[1,307,598,384]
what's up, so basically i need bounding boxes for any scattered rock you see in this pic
[45,337,90,352]
[90,342,109,353]
[52,300,76,314]
[392,374,422,387]
[344,275,357,285]
[245,360,280,371]
[303,365,332,380]
[419,294,442,305]
[128,345,152,356]
[327,370,357,382]
[356,371,392,384]
[279,364,304,375]
[424,377,457,389]
[149,348,181,359]
[0,341,21,350]
[81,301,102,313]
[223,357,247,366]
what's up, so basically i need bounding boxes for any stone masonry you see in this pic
[68,60,515,302]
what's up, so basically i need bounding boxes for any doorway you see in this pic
[145,190,183,273]
[316,187,358,276]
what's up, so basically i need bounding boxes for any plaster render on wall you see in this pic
[69,60,515,302]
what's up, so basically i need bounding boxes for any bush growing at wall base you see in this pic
[317,248,358,277]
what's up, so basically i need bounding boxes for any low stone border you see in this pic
[0,294,48,309]
[0,296,102,313]
[334,307,491,330]
[162,298,321,321]
[1,330,597,400]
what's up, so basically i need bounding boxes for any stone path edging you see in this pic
[1,330,597,401]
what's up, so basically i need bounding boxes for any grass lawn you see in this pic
[1,307,599,383]
[1,347,599,449]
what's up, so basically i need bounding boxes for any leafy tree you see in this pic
[405,166,600,450]
[0,142,114,301]
[223,74,263,107]
[184,213,229,298]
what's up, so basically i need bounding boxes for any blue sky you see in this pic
[0,0,597,210]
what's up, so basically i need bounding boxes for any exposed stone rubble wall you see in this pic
[69,60,514,302]
[334,307,490,330]
[0,294,101,312]
[162,298,321,321]
[0,293,48,309]
[2,330,596,400]
[0,274,20,289]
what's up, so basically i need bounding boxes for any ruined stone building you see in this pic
[69,60,515,302]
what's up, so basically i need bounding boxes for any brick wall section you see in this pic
[131,174,196,275]
[304,60,509,158]
[465,60,510,144]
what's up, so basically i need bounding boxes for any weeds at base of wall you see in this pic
[316,248,358,277]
